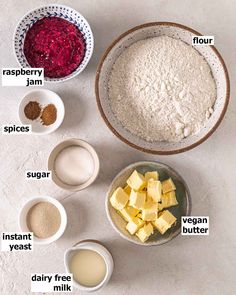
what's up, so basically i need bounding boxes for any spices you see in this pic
[23,100,57,126]
[54,146,94,185]
[27,202,61,239]
[40,104,57,126]
[24,101,41,120]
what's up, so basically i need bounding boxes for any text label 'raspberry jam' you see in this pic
[23,17,86,78]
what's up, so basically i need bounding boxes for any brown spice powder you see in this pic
[24,101,41,120]
[40,104,57,126]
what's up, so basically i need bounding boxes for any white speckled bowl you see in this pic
[106,161,191,246]
[96,22,230,154]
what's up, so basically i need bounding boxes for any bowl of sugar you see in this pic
[48,139,100,191]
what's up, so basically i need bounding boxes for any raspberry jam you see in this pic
[23,17,86,78]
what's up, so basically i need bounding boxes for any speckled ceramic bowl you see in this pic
[96,22,230,154]
[14,4,94,83]
[106,161,191,246]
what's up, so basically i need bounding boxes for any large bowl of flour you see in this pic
[96,22,230,154]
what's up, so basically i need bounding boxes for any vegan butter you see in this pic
[124,185,131,195]
[145,171,159,182]
[110,187,129,210]
[127,170,146,191]
[126,217,145,235]
[141,202,158,221]
[152,210,177,235]
[162,178,176,194]
[119,206,139,222]
[147,179,162,202]
[110,169,179,243]
[136,223,154,242]
[162,191,178,208]
[129,190,146,209]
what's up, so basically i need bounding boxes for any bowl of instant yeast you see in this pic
[48,139,100,191]
[64,240,114,292]
[19,196,67,245]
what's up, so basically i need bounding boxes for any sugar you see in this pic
[54,146,94,185]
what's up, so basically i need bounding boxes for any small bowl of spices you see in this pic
[19,89,65,134]
[19,196,67,245]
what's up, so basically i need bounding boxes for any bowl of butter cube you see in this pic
[106,161,191,246]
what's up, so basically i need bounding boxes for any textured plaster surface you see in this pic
[0,0,236,294]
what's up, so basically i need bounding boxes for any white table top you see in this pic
[0,0,235,294]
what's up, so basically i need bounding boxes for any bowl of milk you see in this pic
[64,240,114,292]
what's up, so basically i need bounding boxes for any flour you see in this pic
[108,36,216,142]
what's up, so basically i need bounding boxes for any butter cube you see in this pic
[141,202,158,221]
[119,206,139,221]
[147,179,162,202]
[152,210,177,234]
[162,191,178,208]
[127,170,146,191]
[126,217,145,235]
[123,185,131,195]
[137,213,142,219]
[136,223,154,242]
[158,203,164,211]
[110,187,129,210]
[129,190,146,209]
[146,195,154,203]
[145,171,159,182]
[162,178,176,194]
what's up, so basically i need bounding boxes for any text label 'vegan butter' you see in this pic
[181,216,209,235]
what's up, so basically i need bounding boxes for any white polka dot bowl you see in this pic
[96,22,230,154]
[14,4,94,83]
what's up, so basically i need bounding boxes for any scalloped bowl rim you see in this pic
[13,3,94,83]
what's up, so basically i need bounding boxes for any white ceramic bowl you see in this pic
[14,4,94,83]
[64,240,114,292]
[106,161,191,246]
[18,89,65,134]
[19,196,67,245]
[96,22,230,154]
[48,139,100,191]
